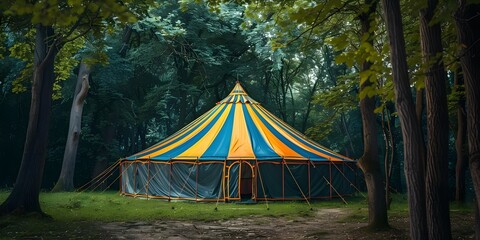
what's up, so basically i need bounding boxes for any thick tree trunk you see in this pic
[419,0,452,238]
[415,89,427,170]
[0,25,57,215]
[454,69,467,202]
[52,61,91,192]
[416,89,423,126]
[357,0,389,230]
[381,0,428,239]
[455,0,480,227]
[476,199,480,238]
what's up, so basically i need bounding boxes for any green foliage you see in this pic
[0,30,7,59]
[1,0,153,99]
[3,1,138,27]
[8,29,84,99]
[9,28,35,94]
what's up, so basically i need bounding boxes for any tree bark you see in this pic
[52,61,91,192]
[476,199,480,238]
[419,0,452,238]
[415,89,427,173]
[381,0,428,238]
[0,25,57,215]
[455,0,480,227]
[382,109,393,209]
[454,69,467,202]
[356,0,389,230]
[387,103,402,193]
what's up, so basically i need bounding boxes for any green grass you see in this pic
[0,190,368,238]
[0,191,357,222]
[0,191,472,239]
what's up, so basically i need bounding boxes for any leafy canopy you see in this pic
[0,0,153,98]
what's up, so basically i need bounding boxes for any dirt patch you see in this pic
[99,208,474,239]
[2,208,472,239]
[101,208,361,239]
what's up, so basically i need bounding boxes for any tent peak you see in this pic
[219,81,259,104]
[229,81,247,96]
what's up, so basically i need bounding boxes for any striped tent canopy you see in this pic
[127,82,353,162]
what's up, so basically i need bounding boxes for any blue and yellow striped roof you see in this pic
[127,82,353,162]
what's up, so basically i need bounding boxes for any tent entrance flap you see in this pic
[240,162,254,200]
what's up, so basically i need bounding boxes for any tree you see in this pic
[453,69,467,202]
[357,0,388,229]
[52,61,90,192]
[455,0,480,232]
[419,0,452,237]
[381,0,428,238]
[0,0,149,215]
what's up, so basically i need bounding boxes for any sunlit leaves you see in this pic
[52,38,84,99]
[4,0,138,28]
[1,0,154,99]
[0,31,6,59]
[10,28,35,94]
[10,31,84,99]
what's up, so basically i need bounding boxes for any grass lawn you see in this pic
[0,190,474,239]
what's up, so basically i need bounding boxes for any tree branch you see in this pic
[286,1,352,46]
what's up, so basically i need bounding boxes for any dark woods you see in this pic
[0,0,479,238]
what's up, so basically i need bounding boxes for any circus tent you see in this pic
[120,82,359,201]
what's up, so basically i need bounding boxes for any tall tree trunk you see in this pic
[357,0,389,230]
[52,61,91,192]
[476,199,480,238]
[382,109,393,209]
[419,0,452,238]
[301,72,321,133]
[415,89,427,171]
[454,69,467,202]
[416,89,423,127]
[0,25,58,215]
[455,0,480,228]
[388,103,402,193]
[381,0,428,238]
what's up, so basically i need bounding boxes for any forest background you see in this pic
[0,0,479,238]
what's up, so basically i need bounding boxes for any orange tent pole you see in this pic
[119,160,123,194]
[133,162,138,196]
[256,159,269,210]
[147,159,150,199]
[323,176,347,204]
[195,158,199,202]
[329,162,332,199]
[282,159,285,201]
[331,161,366,198]
[308,159,311,199]
[284,160,312,209]
[168,160,172,201]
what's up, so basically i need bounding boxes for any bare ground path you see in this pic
[101,208,368,239]
[0,207,473,239]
